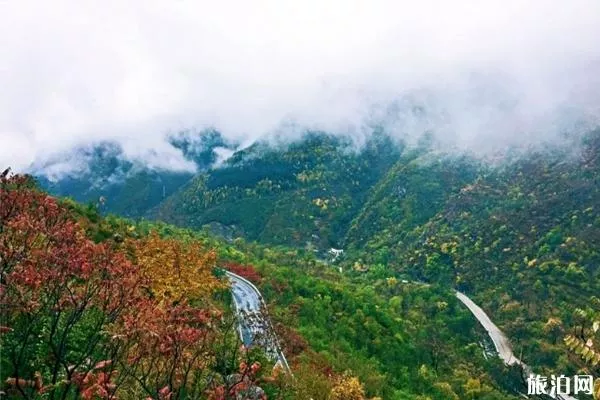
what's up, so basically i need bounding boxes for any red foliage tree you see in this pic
[1,170,145,398]
[1,171,265,399]
[223,262,262,283]
[274,325,308,358]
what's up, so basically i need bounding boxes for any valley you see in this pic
[3,2,599,398]
[3,129,599,399]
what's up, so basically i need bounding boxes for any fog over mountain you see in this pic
[1,0,599,175]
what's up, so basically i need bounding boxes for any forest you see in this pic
[2,170,526,399]
[2,1,600,398]
[2,130,599,399]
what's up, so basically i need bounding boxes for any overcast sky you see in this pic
[1,0,599,174]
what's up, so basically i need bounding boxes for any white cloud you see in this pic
[1,0,599,173]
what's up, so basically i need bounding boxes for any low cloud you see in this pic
[1,0,599,175]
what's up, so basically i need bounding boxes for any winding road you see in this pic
[225,270,578,397]
[456,291,578,400]
[225,271,291,374]
[456,291,524,367]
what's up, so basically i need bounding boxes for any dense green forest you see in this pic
[151,132,400,249]
[19,128,600,398]
[345,133,600,378]
[2,171,522,399]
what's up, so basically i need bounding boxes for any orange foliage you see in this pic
[0,171,233,399]
[129,232,224,304]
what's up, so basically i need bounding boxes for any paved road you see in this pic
[225,271,291,374]
[456,291,523,366]
[226,272,576,396]
[456,291,577,400]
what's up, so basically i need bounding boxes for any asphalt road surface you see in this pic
[225,270,291,374]
[456,291,578,400]
[226,272,577,396]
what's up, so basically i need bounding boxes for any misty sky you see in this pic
[1,0,600,174]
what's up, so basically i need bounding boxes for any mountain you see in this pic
[344,149,481,254]
[11,128,600,398]
[148,128,600,376]
[151,131,401,250]
[343,130,600,374]
[35,130,232,217]
[1,170,522,399]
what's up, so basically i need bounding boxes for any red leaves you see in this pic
[72,369,118,400]
[158,385,173,400]
[276,325,308,357]
[112,298,217,364]
[223,262,262,283]
[0,172,224,398]
[1,173,139,317]
[206,361,266,400]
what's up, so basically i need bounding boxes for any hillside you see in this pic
[344,130,600,376]
[36,130,231,217]
[146,128,600,383]
[344,149,481,253]
[1,171,523,399]
[151,132,400,250]
[30,129,600,397]
[4,1,600,398]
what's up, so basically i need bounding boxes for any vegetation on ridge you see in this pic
[17,129,600,399]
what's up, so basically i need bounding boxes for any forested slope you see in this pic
[345,131,600,377]
[37,130,230,217]
[1,171,523,399]
[151,132,400,249]
[31,129,600,397]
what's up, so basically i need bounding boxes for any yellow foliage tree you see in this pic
[463,378,482,399]
[129,232,223,304]
[329,374,365,400]
[564,305,600,399]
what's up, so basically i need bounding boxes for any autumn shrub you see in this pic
[127,232,224,304]
[329,373,366,400]
[223,262,262,283]
[0,171,263,399]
